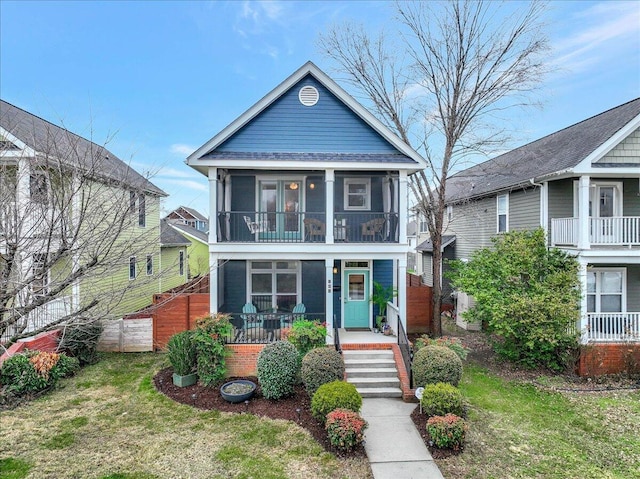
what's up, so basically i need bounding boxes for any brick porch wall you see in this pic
[578,343,640,376]
[225,344,266,377]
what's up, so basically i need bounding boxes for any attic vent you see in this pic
[299,86,319,106]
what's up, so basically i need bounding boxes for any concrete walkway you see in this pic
[361,398,445,479]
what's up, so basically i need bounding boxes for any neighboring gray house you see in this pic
[421,98,640,345]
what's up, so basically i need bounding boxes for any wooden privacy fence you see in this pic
[406,273,433,334]
[152,293,209,350]
[98,318,153,352]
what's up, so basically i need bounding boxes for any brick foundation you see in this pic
[225,344,266,377]
[578,343,640,376]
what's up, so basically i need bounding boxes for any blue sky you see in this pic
[1,1,639,216]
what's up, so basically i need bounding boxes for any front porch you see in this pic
[582,312,640,342]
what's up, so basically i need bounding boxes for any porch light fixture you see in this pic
[289,182,298,190]
[333,267,338,274]
[309,182,315,190]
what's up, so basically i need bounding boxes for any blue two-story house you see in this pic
[186,62,426,353]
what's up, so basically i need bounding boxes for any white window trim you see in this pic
[246,260,301,311]
[129,256,137,280]
[572,180,623,217]
[344,178,371,211]
[586,267,626,313]
[146,254,153,276]
[496,194,509,233]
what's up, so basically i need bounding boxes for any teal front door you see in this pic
[343,270,370,328]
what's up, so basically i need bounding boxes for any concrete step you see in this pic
[344,359,397,369]
[342,350,394,361]
[346,367,399,378]
[357,387,403,398]
[348,377,400,388]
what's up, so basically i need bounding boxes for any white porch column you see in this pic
[208,167,218,244]
[577,259,588,344]
[210,254,219,314]
[399,171,408,244]
[325,258,334,344]
[578,175,590,250]
[540,181,549,239]
[325,169,335,244]
[398,256,407,333]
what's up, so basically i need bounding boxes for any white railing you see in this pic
[386,301,400,338]
[584,312,640,342]
[1,296,72,343]
[551,217,640,247]
[551,218,578,246]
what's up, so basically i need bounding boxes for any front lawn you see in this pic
[0,353,371,479]
[435,363,640,479]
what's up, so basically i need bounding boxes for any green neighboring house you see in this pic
[0,99,181,341]
[165,218,209,279]
[159,219,190,291]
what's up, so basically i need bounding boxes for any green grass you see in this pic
[0,353,370,479]
[436,363,640,479]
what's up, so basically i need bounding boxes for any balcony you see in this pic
[217,211,399,243]
[583,312,640,342]
[551,217,640,247]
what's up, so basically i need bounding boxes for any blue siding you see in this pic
[373,259,394,317]
[306,176,325,212]
[217,76,398,154]
[231,176,256,241]
[302,261,325,314]
[221,261,246,313]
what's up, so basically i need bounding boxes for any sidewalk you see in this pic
[361,398,445,479]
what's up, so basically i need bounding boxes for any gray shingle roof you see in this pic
[417,235,456,253]
[202,151,417,164]
[170,206,208,222]
[160,220,191,247]
[0,100,166,196]
[168,222,208,243]
[446,98,640,203]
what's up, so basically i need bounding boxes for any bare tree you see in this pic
[1,101,166,345]
[319,0,549,335]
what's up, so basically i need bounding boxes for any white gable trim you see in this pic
[167,223,207,245]
[0,127,37,158]
[187,61,427,169]
[573,113,640,174]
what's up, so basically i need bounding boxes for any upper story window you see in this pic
[344,178,371,210]
[146,254,153,276]
[138,194,146,227]
[129,256,137,280]
[130,191,137,215]
[30,173,48,205]
[179,250,185,276]
[447,205,453,223]
[419,220,429,233]
[497,194,508,233]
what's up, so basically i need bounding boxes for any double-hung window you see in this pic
[138,194,146,227]
[587,268,625,313]
[129,256,137,280]
[248,261,299,312]
[344,178,370,210]
[497,194,508,233]
[146,254,153,275]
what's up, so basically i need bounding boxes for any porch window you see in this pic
[344,178,370,210]
[587,268,625,313]
[497,194,508,233]
[249,261,299,312]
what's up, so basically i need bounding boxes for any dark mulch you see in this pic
[153,367,366,458]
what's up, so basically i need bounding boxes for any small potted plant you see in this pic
[167,330,198,387]
[371,281,397,332]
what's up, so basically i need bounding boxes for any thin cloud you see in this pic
[161,179,208,192]
[170,143,196,156]
[156,166,201,179]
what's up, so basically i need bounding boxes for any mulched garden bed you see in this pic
[153,367,366,458]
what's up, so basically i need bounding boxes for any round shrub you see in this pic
[420,382,464,418]
[326,408,368,451]
[426,414,467,451]
[301,347,345,397]
[59,319,104,366]
[311,380,362,423]
[412,345,462,387]
[0,351,79,396]
[286,320,326,357]
[257,341,301,399]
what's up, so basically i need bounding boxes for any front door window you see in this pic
[343,266,370,328]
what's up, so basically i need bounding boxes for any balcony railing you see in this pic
[217,211,399,243]
[1,295,72,343]
[223,312,326,344]
[551,217,640,246]
[584,312,640,342]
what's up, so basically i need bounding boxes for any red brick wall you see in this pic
[225,344,266,377]
[578,343,640,376]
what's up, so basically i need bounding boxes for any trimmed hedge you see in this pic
[0,351,79,396]
[412,345,462,387]
[311,380,362,423]
[301,347,345,397]
[257,341,301,399]
[420,382,464,418]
